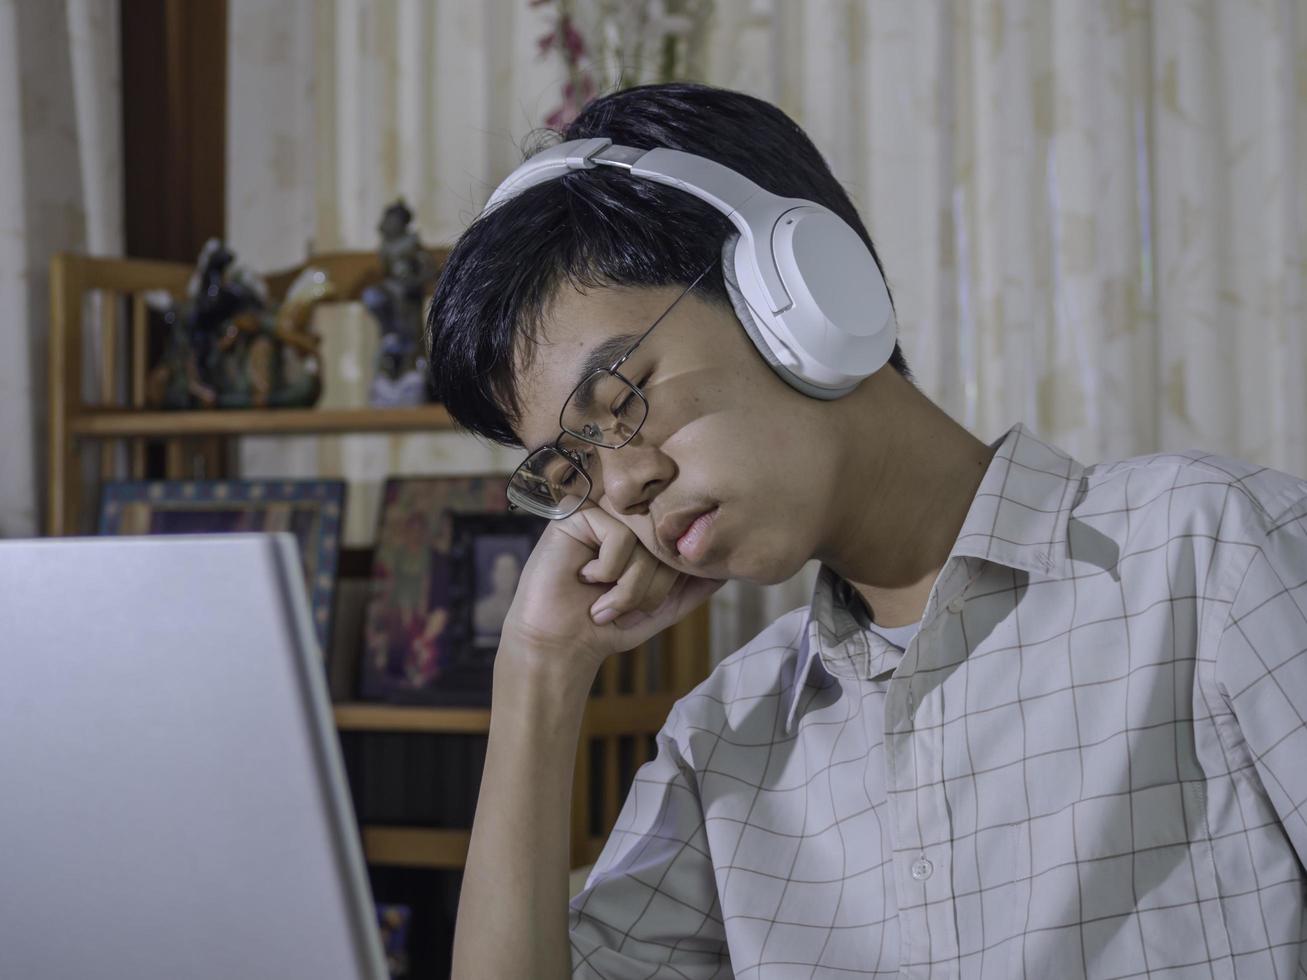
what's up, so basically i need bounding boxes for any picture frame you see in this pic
[374,902,412,979]
[359,475,547,706]
[445,511,549,670]
[98,479,346,653]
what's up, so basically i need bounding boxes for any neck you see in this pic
[815,370,996,627]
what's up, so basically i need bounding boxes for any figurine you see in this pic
[145,239,337,409]
[362,199,438,407]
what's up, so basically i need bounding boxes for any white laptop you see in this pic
[0,533,388,980]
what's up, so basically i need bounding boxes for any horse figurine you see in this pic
[146,240,337,410]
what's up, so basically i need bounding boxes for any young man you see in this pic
[428,83,1307,978]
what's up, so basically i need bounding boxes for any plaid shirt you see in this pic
[568,423,1307,978]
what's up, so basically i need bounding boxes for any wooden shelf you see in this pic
[332,695,679,737]
[361,826,471,869]
[583,696,679,736]
[333,703,492,734]
[70,405,457,438]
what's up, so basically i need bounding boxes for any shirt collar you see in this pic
[783,422,1086,735]
[946,421,1086,577]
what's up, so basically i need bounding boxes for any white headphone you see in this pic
[480,137,896,399]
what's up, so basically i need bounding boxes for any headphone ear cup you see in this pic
[720,235,766,345]
[720,233,853,399]
[721,233,793,377]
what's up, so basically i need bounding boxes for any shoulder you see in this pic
[1080,447,1307,539]
[658,605,811,768]
[1073,448,1307,631]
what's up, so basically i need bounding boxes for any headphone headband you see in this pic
[484,137,800,313]
[480,138,896,398]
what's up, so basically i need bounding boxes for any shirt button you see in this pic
[910,858,933,881]
[947,596,965,614]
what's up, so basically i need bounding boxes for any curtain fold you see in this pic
[0,0,121,537]
[226,0,1307,665]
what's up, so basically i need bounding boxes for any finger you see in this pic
[610,568,680,629]
[635,562,681,613]
[611,574,725,633]
[623,555,678,615]
[573,509,637,582]
[590,550,659,621]
[606,551,674,615]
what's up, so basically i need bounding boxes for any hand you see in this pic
[498,502,725,677]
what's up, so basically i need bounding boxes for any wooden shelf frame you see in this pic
[333,692,685,738]
[362,827,471,869]
[72,405,456,438]
[334,704,492,734]
[45,249,459,534]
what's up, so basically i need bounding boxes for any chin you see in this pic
[716,541,813,587]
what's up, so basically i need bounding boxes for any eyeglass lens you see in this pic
[508,370,648,518]
[560,369,647,449]
[508,447,587,518]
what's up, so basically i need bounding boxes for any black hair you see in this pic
[425,81,910,448]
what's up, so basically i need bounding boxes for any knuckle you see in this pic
[635,570,671,612]
[641,583,674,612]
[598,538,627,567]
[638,594,666,613]
[608,571,651,608]
[599,533,634,567]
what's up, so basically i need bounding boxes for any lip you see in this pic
[656,505,718,557]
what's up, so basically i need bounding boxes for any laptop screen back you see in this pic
[0,534,386,980]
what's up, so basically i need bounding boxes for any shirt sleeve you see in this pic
[1215,491,1307,863]
[568,704,731,979]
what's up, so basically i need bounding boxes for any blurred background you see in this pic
[2,2,1304,975]
[3,0,1306,658]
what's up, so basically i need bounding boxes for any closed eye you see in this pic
[613,372,652,418]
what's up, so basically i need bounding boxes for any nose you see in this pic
[593,432,674,516]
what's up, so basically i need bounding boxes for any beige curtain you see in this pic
[0,0,122,538]
[228,0,553,550]
[227,0,1307,665]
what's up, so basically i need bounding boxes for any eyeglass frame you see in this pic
[507,261,717,519]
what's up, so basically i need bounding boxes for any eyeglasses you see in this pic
[507,263,715,519]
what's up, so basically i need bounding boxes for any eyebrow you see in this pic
[525,332,640,455]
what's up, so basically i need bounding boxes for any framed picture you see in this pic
[446,511,549,665]
[359,476,547,706]
[98,479,346,652]
[374,902,412,979]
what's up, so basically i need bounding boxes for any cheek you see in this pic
[669,399,825,495]
[649,349,834,499]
